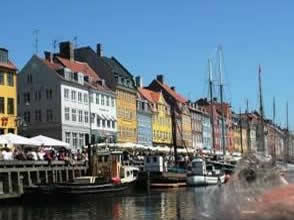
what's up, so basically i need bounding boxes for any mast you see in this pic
[219,47,226,156]
[284,101,289,166]
[272,97,276,164]
[208,59,216,152]
[239,108,243,154]
[246,99,251,153]
[258,64,265,155]
[171,97,178,167]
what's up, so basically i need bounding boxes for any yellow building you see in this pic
[139,88,172,145]
[233,125,248,153]
[0,48,18,134]
[116,88,137,143]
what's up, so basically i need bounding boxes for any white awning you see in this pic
[0,133,41,146]
[30,135,70,148]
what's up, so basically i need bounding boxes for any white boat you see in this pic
[120,165,139,184]
[187,158,225,186]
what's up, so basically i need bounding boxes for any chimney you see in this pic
[96,43,103,57]
[171,86,176,91]
[135,76,143,88]
[59,41,74,61]
[0,48,8,64]
[157,74,164,83]
[44,51,52,63]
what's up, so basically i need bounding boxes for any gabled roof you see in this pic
[102,56,133,78]
[155,80,187,104]
[0,60,17,71]
[42,56,112,93]
[56,57,100,81]
[138,88,161,104]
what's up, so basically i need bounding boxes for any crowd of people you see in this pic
[0,146,88,164]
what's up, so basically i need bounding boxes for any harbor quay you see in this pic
[0,160,87,200]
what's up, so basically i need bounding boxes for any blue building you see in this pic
[136,78,153,146]
[202,111,212,150]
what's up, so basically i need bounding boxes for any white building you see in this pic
[18,41,117,150]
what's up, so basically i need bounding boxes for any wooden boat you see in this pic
[55,150,139,195]
[186,158,225,186]
[55,176,128,194]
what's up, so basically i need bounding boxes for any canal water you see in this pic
[1,168,294,220]
[0,187,226,220]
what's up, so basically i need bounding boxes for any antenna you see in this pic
[73,36,78,48]
[53,40,58,53]
[33,29,40,55]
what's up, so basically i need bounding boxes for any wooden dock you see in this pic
[0,160,87,200]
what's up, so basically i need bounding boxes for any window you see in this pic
[65,107,70,120]
[97,118,101,127]
[79,133,84,147]
[72,133,77,147]
[0,72,4,85]
[7,73,13,86]
[102,120,105,128]
[106,96,109,106]
[84,111,89,123]
[96,94,100,104]
[46,109,53,121]
[91,113,95,124]
[107,120,110,128]
[49,89,52,99]
[84,94,88,104]
[101,95,105,105]
[65,132,71,144]
[64,88,69,99]
[35,110,42,121]
[112,121,115,129]
[78,92,82,102]
[111,97,114,107]
[24,111,30,123]
[72,109,76,121]
[24,92,30,104]
[27,74,32,84]
[7,98,14,114]
[38,90,41,100]
[89,94,93,103]
[0,97,4,113]
[78,110,83,122]
[46,89,52,100]
[71,90,76,101]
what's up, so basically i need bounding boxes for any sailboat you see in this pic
[187,53,226,186]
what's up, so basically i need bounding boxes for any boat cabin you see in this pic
[190,158,221,176]
[144,155,168,173]
[92,150,122,181]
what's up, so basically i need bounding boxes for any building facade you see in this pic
[139,87,172,146]
[18,41,116,149]
[202,111,212,150]
[136,79,152,146]
[75,44,137,143]
[188,102,204,150]
[0,48,18,134]
[148,75,191,148]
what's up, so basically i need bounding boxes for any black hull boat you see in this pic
[55,182,128,195]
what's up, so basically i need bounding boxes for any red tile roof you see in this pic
[43,57,112,93]
[56,57,100,81]
[0,60,17,71]
[156,80,187,103]
[43,60,63,70]
[138,88,160,104]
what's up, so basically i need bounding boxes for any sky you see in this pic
[1,1,293,127]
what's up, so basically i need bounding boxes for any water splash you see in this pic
[194,153,288,220]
